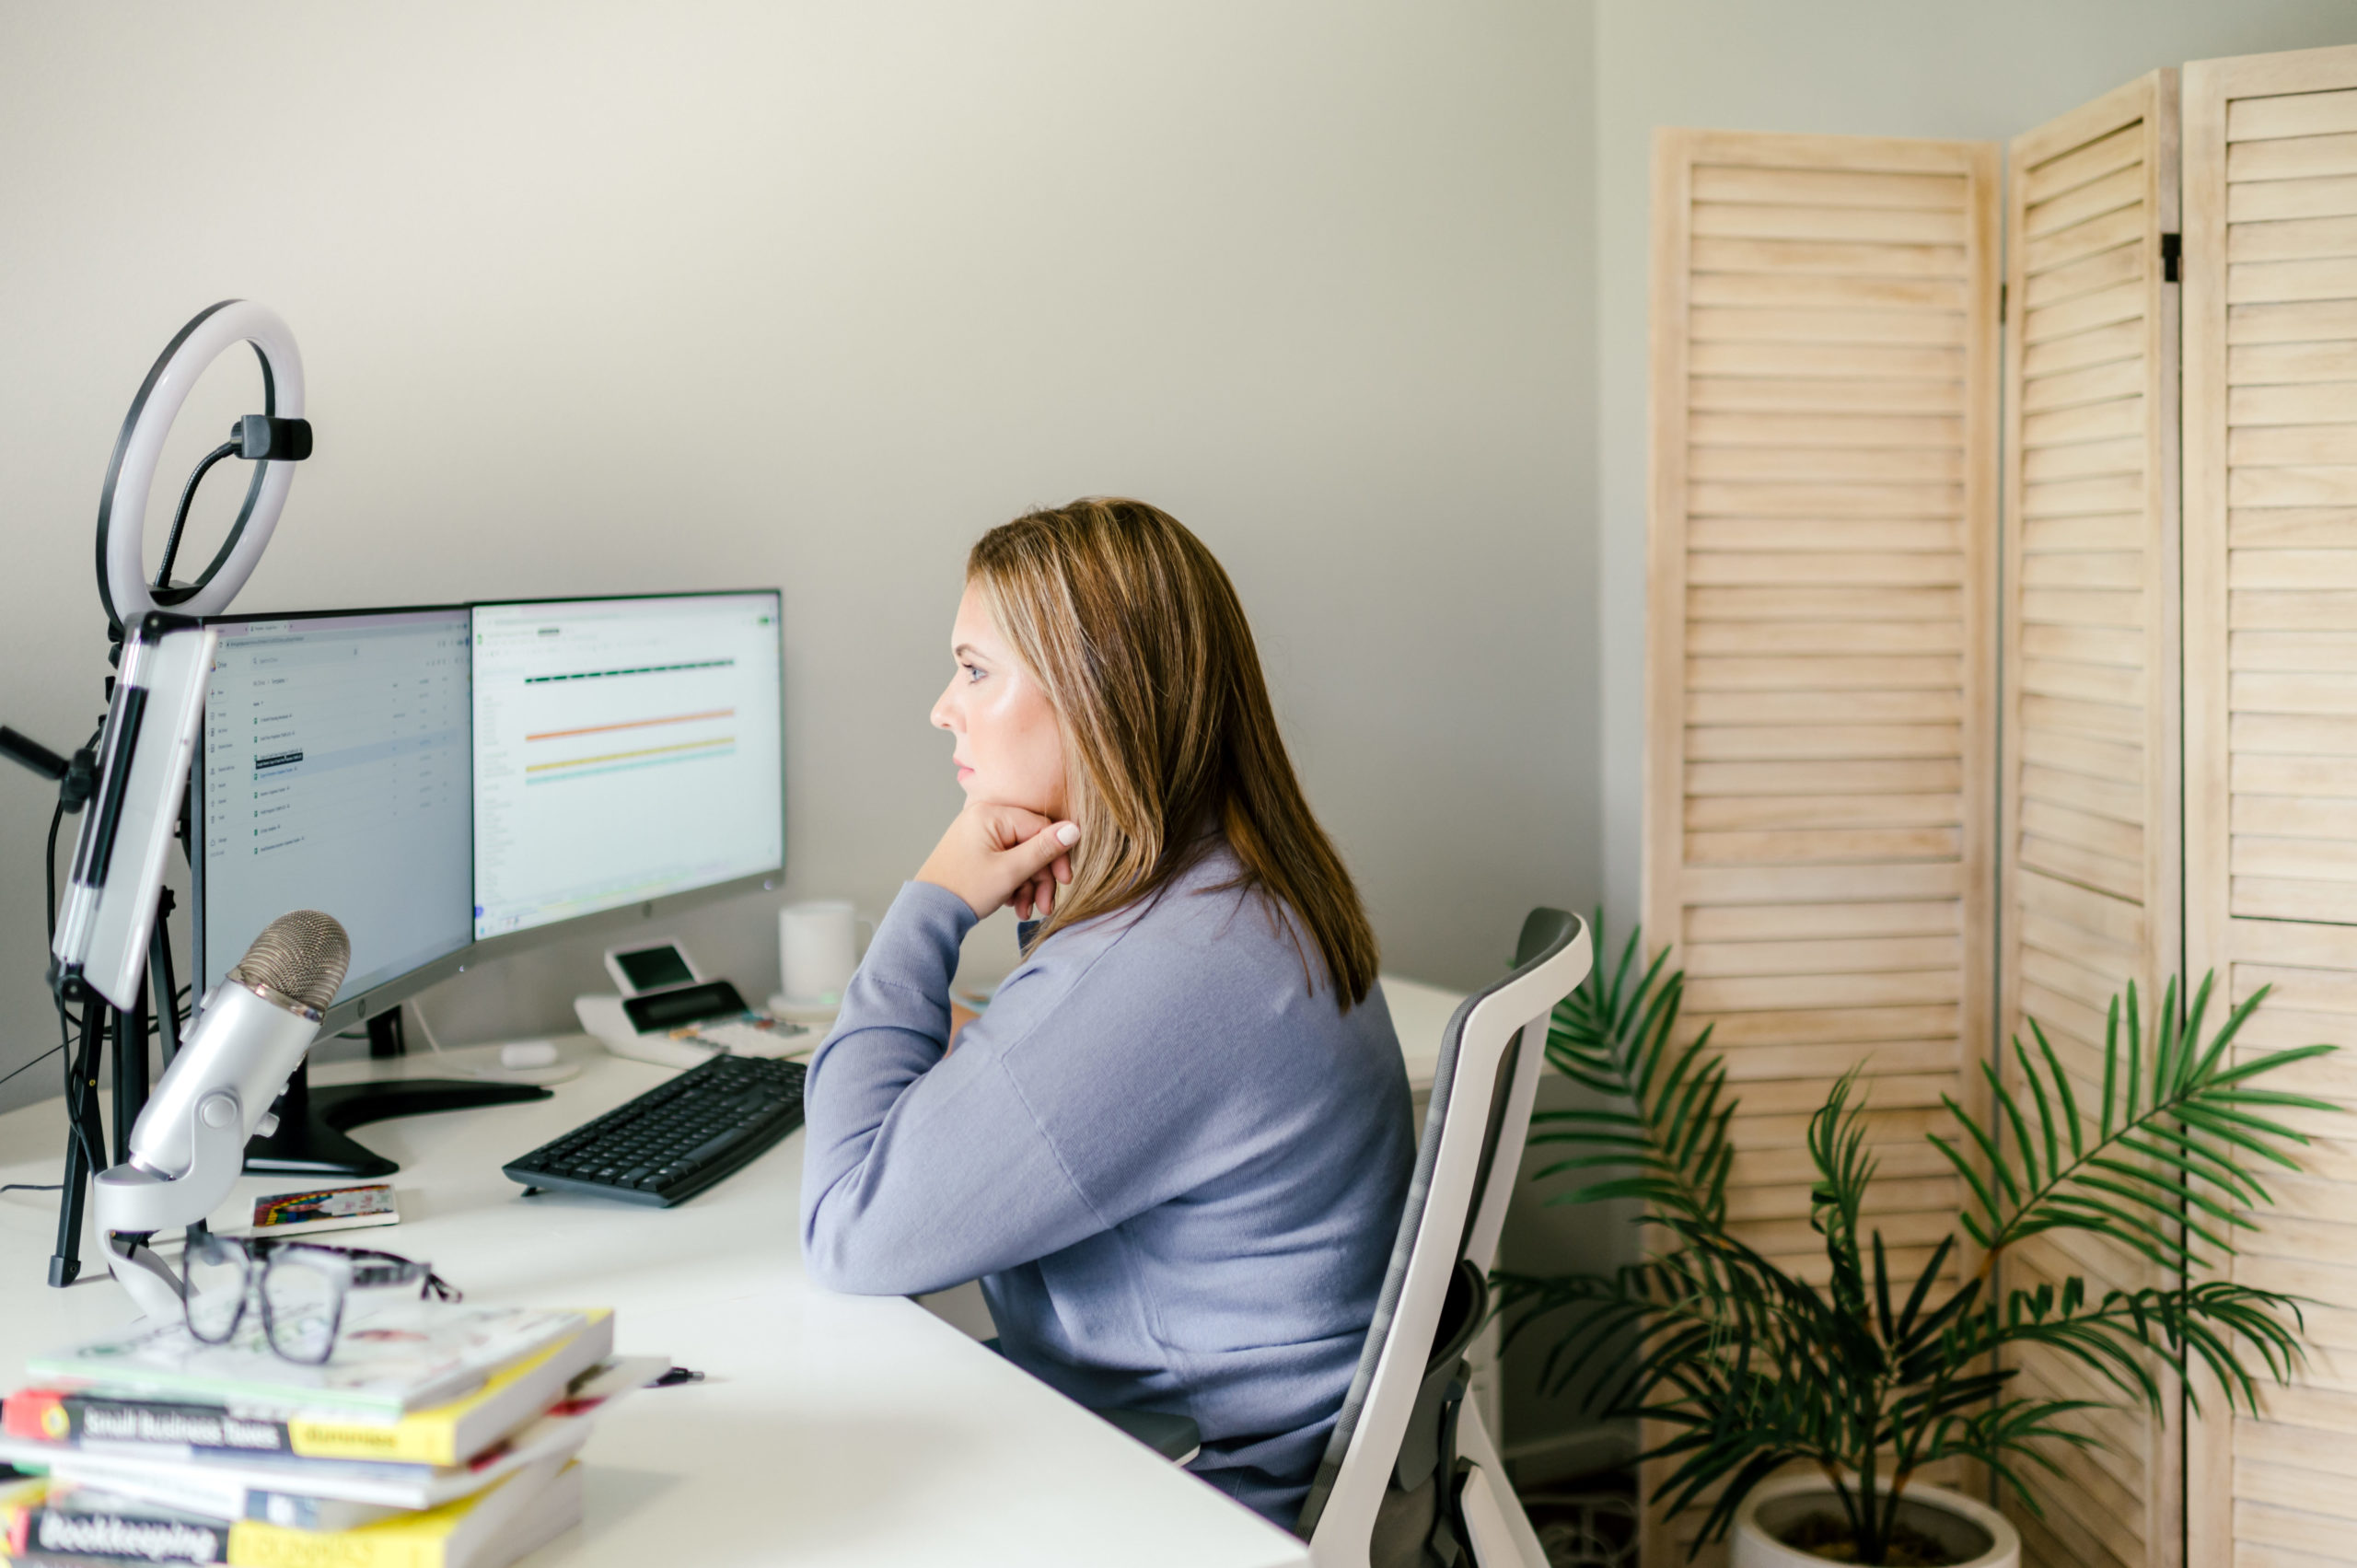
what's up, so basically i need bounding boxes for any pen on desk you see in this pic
[653,1366,705,1387]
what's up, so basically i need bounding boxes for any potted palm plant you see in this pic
[1495,922,2337,1567]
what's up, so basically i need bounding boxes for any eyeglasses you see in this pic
[179,1234,461,1364]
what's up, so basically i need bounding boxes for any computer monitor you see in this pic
[194,606,476,1017]
[470,591,784,944]
[192,588,784,1177]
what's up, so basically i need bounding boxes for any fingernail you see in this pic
[1056,823,1079,845]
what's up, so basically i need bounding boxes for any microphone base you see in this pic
[244,1078,552,1178]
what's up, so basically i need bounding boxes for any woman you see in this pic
[799,497,1413,1527]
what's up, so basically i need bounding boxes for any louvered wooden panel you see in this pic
[1643,127,1998,1568]
[1998,71,2182,1568]
[2186,43,2357,1568]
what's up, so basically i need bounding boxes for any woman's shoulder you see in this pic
[1079,844,1297,963]
[1008,849,1360,1030]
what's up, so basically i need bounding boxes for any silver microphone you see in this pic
[126,911,351,1179]
[97,912,348,1319]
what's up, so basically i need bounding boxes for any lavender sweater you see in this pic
[799,850,1413,1525]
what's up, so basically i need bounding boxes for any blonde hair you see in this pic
[968,497,1379,1007]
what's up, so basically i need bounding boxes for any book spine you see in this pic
[281,1418,454,1467]
[244,1494,402,1535]
[3,1392,459,1466]
[42,1467,252,1527]
[226,1518,444,1568]
[2,1393,294,1458]
[6,1504,230,1564]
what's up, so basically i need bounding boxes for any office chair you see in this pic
[1294,908,1591,1568]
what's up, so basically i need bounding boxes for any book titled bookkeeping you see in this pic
[0,1458,585,1568]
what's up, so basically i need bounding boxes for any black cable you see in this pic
[0,1040,64,1095]
[0,1184,62,1194]
[44,797,63,942]
[156,438,241,591]
[0,801,79,1111]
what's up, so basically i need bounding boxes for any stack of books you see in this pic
[0,1303,657,1568]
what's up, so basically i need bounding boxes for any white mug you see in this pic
[779,900,871,1008]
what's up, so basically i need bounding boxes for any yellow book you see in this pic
[283,1312,612,1466]
[225,1456,578,1568]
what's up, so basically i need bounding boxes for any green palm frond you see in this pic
[1528,912,1734,1228]
[1937,1397,2103,1514]
[1928,975,2337,1278]
[1492,911,2339,1565]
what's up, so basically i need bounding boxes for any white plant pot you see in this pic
[1731,1475,2020,1568]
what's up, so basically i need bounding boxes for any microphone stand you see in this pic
[43,898,179,1286]
[4,723,188,1287]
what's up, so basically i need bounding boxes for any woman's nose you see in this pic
[930,685,958,732]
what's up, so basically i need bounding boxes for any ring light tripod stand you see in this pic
[4,301,537,1289]
[6,299,312,1284]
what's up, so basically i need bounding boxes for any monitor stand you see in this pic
[243,1012,551,1178]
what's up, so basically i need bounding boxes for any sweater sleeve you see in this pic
[797,881,1110,1296]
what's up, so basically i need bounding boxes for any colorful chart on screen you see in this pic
[470,593,784,939]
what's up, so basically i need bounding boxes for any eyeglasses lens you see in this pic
[261,1255,343,1363]
[181,1238,249,1342]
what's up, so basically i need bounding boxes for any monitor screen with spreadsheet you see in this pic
[195,607,475,1005]
[470,592,784,940]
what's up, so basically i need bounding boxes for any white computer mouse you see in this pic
[500,1040,561,1069]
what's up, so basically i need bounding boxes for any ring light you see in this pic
[94,299,307,633]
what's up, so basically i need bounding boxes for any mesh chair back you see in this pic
[1295,909,1589,1563]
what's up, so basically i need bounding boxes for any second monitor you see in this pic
[471,593,784,941]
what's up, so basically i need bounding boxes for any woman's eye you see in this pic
[963,664,984,683]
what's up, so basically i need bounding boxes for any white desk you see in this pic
[0,970,1470,1568]
[0,1044,1308,1568]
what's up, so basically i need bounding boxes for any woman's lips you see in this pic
[956,764,974,782]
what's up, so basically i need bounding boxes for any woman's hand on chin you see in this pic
[917,801,1079,920]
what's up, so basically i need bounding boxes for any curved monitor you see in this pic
[193,590,784,1035]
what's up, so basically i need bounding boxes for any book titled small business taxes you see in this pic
[0,1363,654,1516]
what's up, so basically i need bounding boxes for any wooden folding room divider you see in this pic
[2183,41,2357,1568]
[1643,41,2357,1568]
[1996,69,2183,1568]
[1643,126,2001,1568]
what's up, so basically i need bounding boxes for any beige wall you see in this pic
[0,3,1600,1110]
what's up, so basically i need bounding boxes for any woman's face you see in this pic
[932,582,1069,819]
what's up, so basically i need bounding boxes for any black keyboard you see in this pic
[503,1055,807,1206]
